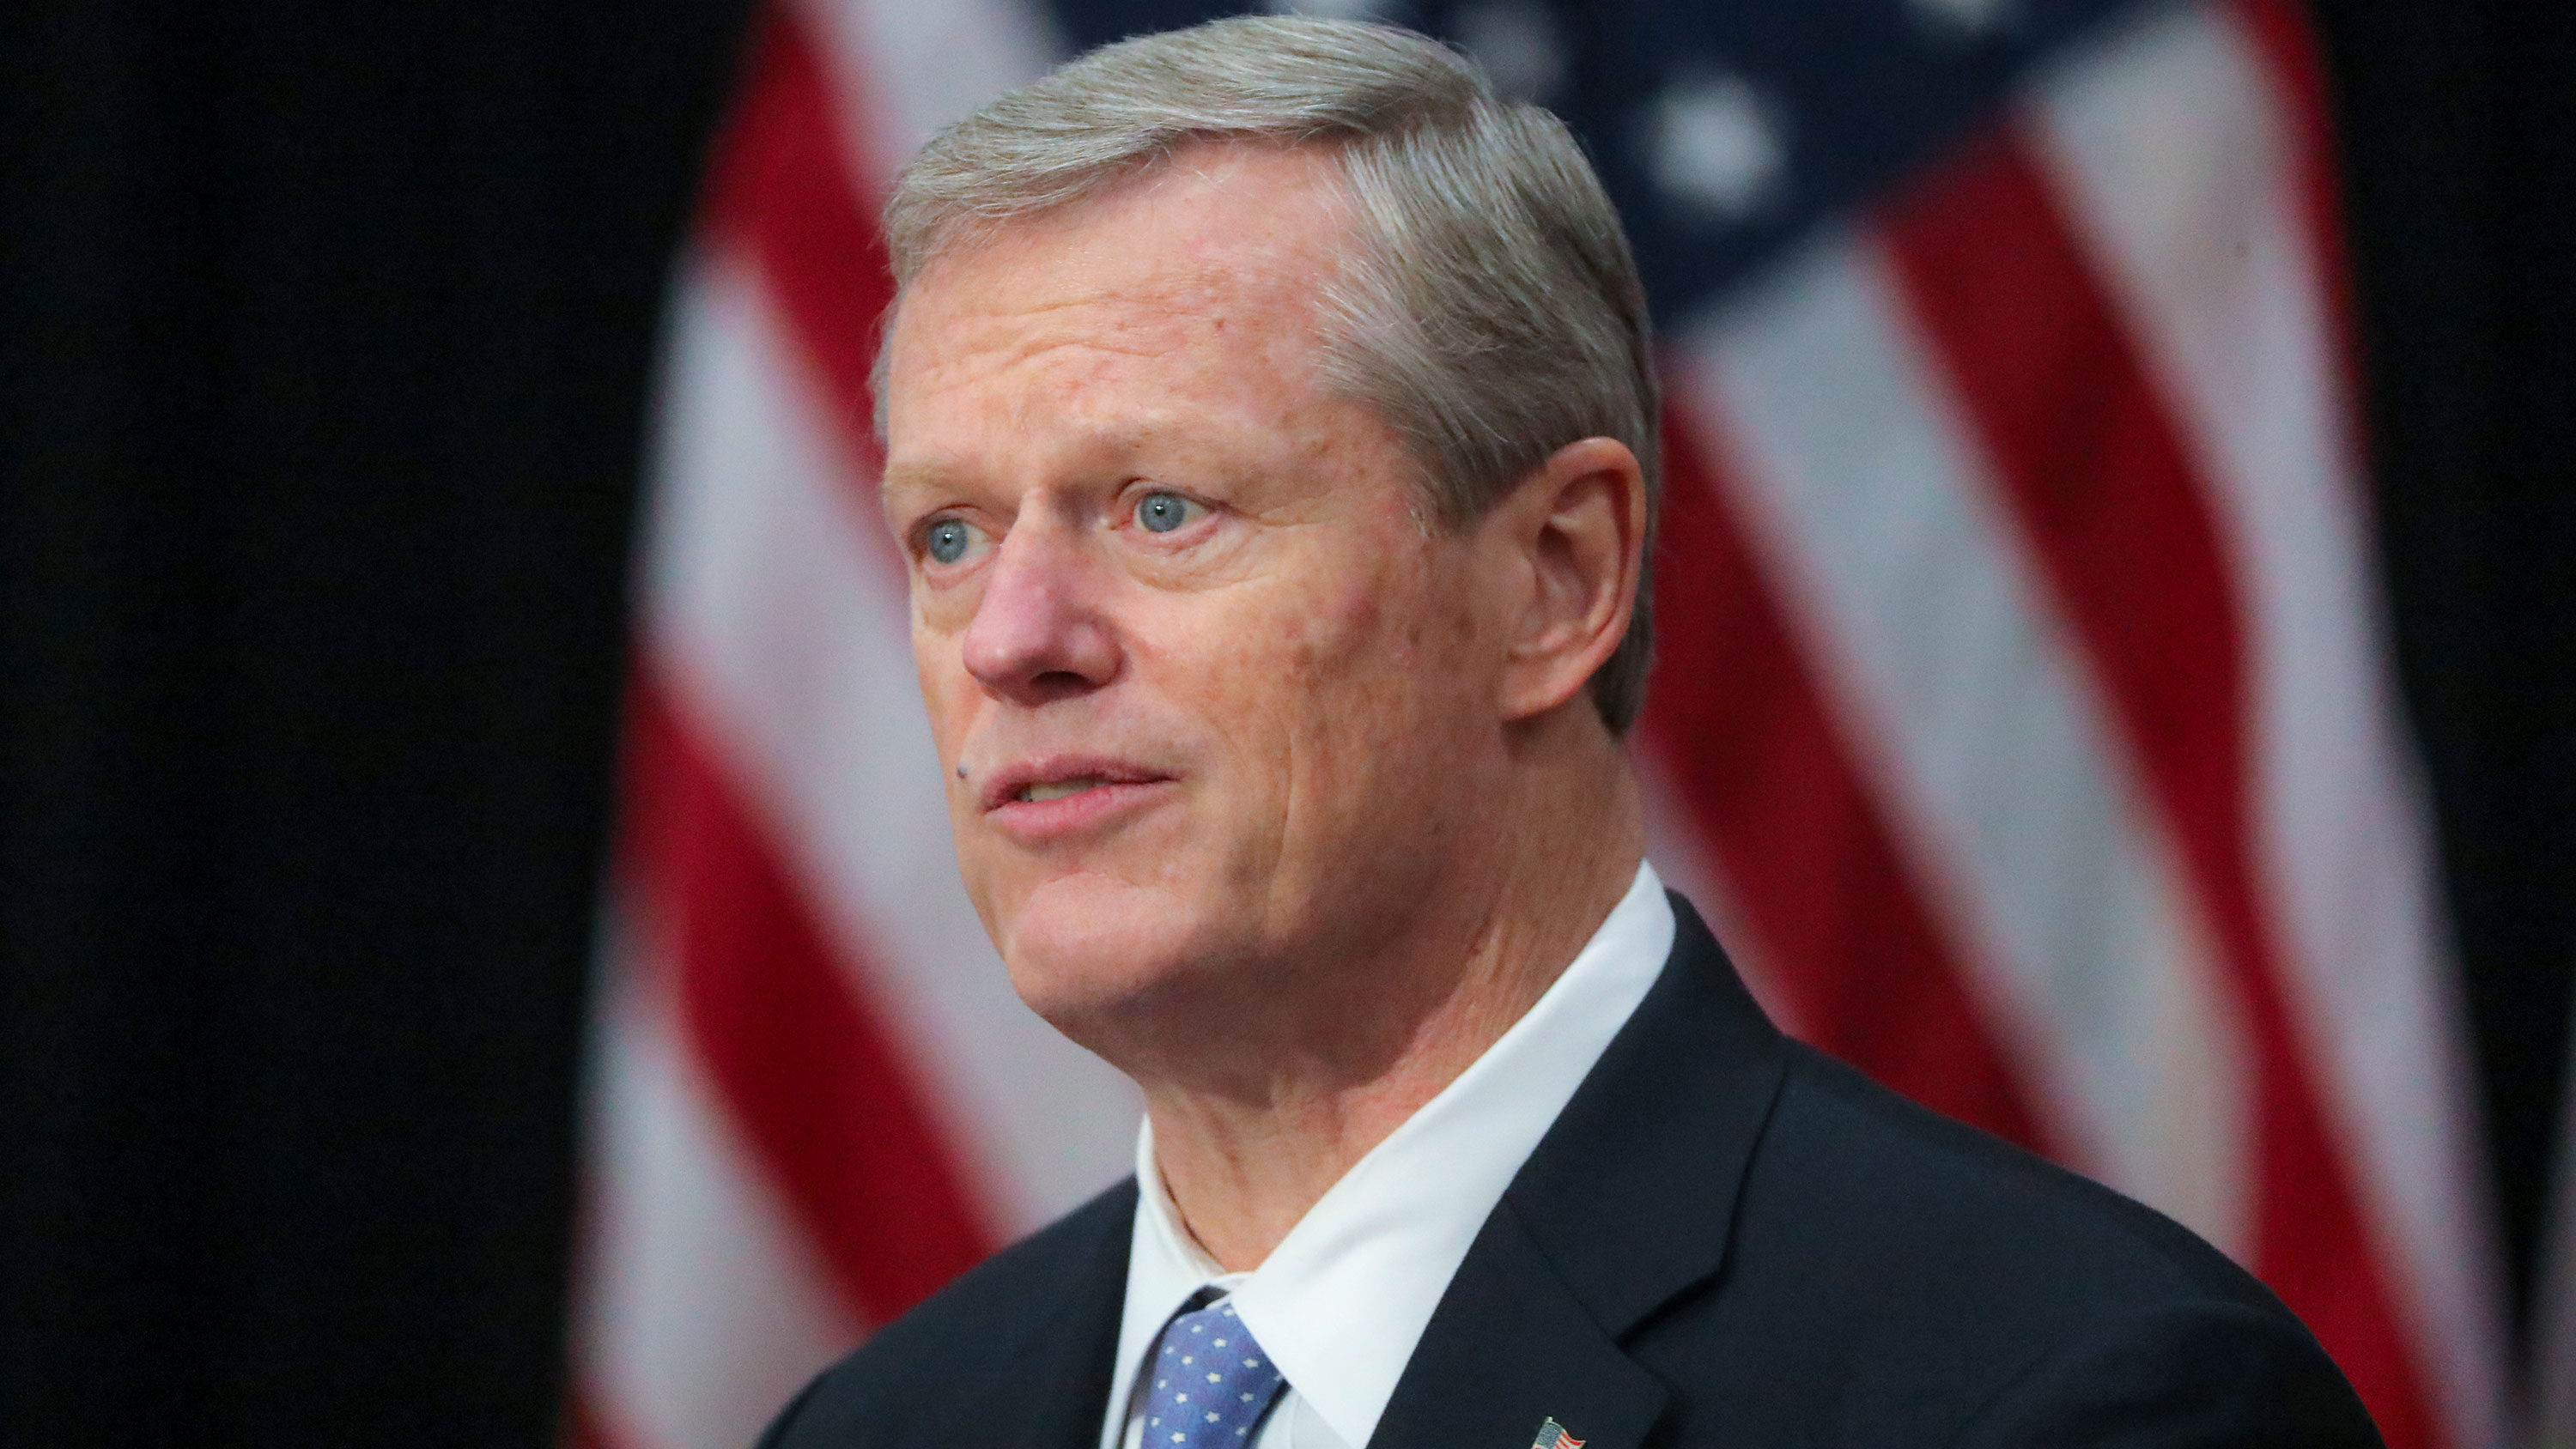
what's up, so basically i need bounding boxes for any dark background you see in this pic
[1,0,2567,1443]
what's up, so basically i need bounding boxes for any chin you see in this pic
[990,871,1222,1043]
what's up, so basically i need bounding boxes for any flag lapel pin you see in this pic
[1529,1417,1585,1449]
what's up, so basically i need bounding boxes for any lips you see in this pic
[1018,776,1108,803]
[978,755,1167,812]
[974,755,1176,843]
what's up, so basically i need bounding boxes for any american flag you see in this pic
[1533,1416,1586,1449]
[563,2,2506,1447]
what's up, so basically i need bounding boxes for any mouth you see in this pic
[976,755,1176,840]
[1016,776,1115,803]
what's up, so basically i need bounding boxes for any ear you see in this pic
[1492,436,1648,724]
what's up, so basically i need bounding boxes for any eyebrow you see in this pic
[877,461,968,506]
[878,427,1162,504]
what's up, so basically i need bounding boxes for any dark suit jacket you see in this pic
[758,894,2382,1447]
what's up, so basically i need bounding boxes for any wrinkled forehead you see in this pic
[872,137,1430,510]
[877,140,1360,407]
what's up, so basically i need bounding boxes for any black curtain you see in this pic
[2316,0,2576,1348]
[0,0,2566,1444]
[0,1,749,1441]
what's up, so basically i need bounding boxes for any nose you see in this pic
[960,519,1121,706]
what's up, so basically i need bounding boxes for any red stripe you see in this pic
[561,1381,657,1449]
[1875,127,2434,1448]
[1645,399,2050,1155]
[617,667,996,1325]
[702,3,897,470]
[560,1388,608,1449]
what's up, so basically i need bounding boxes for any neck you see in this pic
[1142,731,1646,1271]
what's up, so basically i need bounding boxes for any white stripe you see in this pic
[2029,7,2502,1442]
[641,250,1140,1236]
[572,906,860,1449]
[796,0,1058,192]
[1678,234,2255,1257]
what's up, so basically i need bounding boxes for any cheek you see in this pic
[912,622,967,749]
[1297,548,1479,705]
[1291,585,1382,683]
[1150,579,1397,833]
[912,572,980,669]
[1266,555,1475,781]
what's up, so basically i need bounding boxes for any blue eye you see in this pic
[925,517,975,565]
[1133,491,1204,534]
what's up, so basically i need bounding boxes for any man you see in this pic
[759,15,2379,1448]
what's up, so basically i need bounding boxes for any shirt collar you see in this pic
[1106,862,1675,1449]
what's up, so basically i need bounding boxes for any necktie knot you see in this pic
[1140,1296,1285,1446]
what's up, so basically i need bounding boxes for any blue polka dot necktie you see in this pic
[1139,1295,1285,1447]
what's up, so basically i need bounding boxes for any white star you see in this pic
[1206,1412,1222,1422]
[1648,71,1787,222]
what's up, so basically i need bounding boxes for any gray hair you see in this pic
[882,15,1660,732]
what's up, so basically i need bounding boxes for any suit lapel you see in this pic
[1367,1197,1671,1449]
[986,1181,1139,1449]
[1369,894,1789,1449]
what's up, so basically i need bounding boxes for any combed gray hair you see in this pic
[883,15,1660,732]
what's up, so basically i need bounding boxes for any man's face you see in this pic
[880,143,1516,1055]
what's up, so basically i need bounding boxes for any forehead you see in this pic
[881,142,1357,434]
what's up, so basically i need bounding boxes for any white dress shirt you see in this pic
[1102,863,1677,1449]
